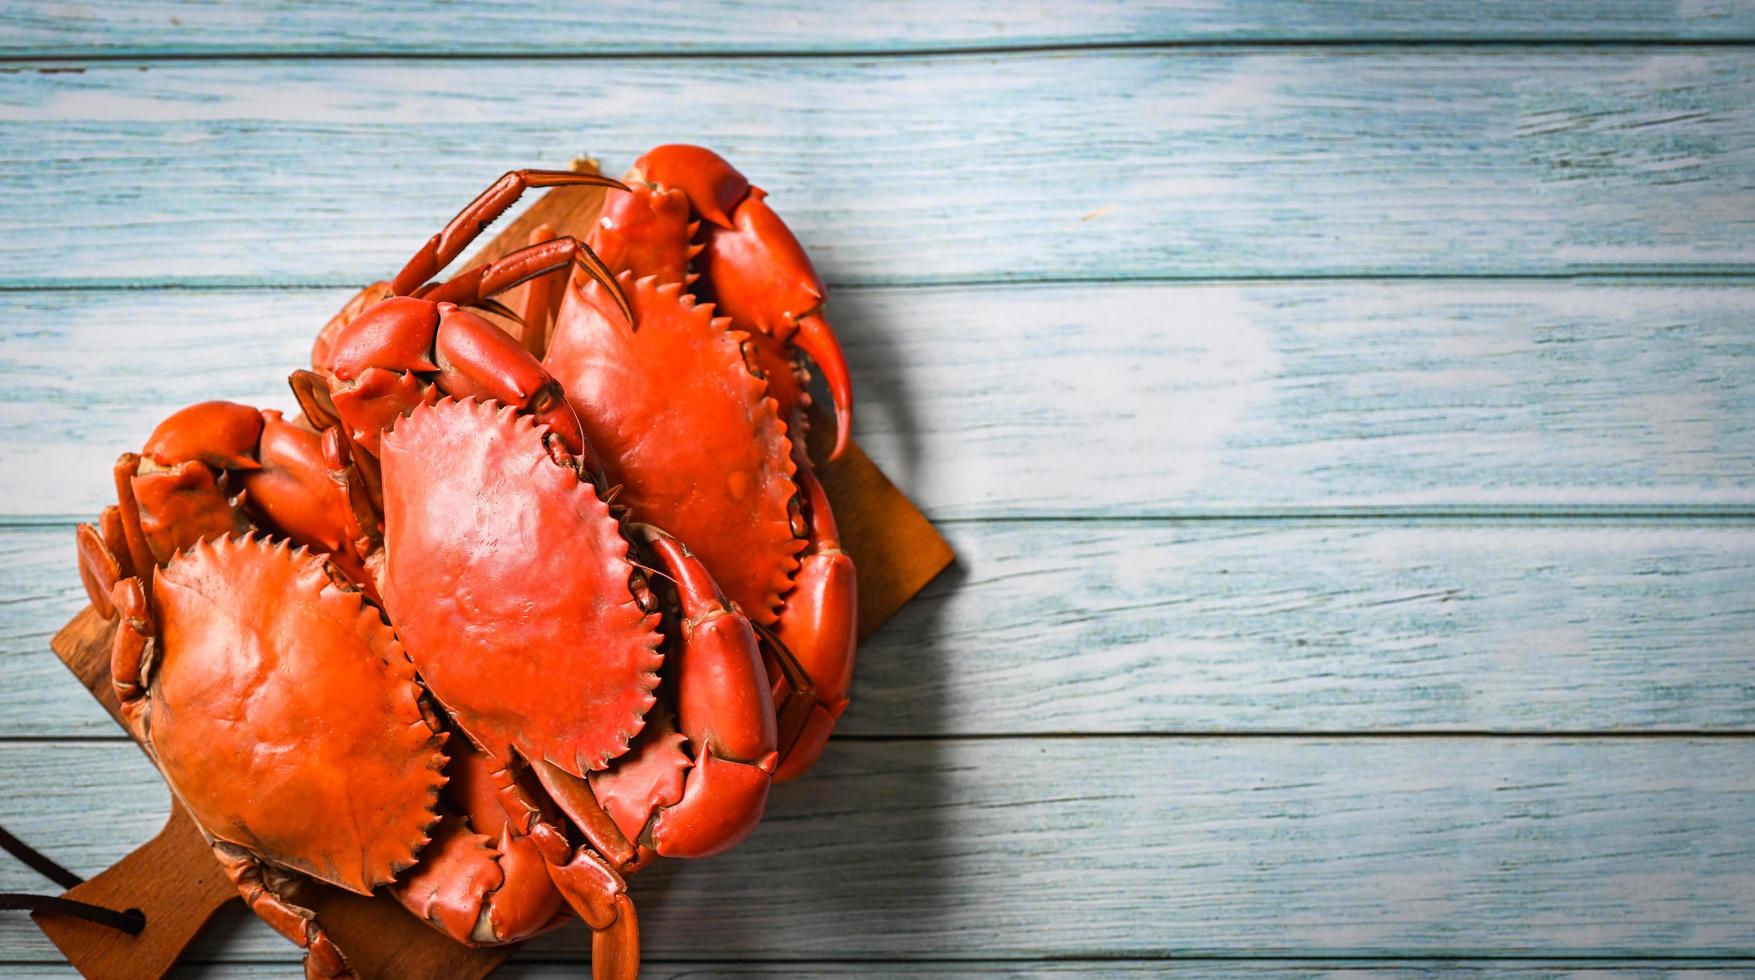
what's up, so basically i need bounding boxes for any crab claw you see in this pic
[630,524,776,859]
[634,145,748,230]
[620,145,855,457]
[76,522,123,617]
[143,401,266,471]
[794,312,853,461]
[326,297,442,381]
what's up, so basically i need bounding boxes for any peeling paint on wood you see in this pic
[3,7,1754,975]
[1,740,1752,962]
[2,281,1753,518]
[7,521,1755,738]
[6,1,1755,56]
[1,52,1754,287]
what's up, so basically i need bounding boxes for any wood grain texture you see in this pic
[3,279,1753,519]
[3,6,1754,976]
[8,520,1755,738]
[2,739,1753,962]
[31,808,237,980]
[0,528,116,736]
[7,1,1755,55]
[2,51,1755,288]
[9,964,1754,979]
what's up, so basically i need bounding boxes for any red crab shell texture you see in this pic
[545,274,803,625]
[149,535,447,895]
[377,397,664,777]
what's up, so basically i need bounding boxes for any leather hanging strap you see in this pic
[0,823,145,934]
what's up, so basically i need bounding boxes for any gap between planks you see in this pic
[7,0,1755,58]
[9,733,1755,745]
[16,510,1755,529]
[13,39,1755,65]
[14,271,1755,295]
[9,271,1755,294]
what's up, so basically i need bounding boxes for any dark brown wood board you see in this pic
[33,170,953,977]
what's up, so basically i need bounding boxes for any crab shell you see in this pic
[145,535,448,894]
[376,397,665,777]
[544,274,804,626]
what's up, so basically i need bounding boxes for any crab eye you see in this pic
[628,569,657,613]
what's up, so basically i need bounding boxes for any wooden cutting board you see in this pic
[33,171,954,979]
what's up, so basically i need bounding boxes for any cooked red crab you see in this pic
[295,169,788,975]
[75,402,615,979]
[319,150,859,782]
[73,163,788,977]
[525,146,859,782]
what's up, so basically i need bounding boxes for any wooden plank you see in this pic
[0,528,119,737]
[6,1,1755,56]
[9,963,1755,979]
[9,520,1755,738]
[3,52,1755,288]
[393,966,1755,979]
[1,738,1753,961]
[4,279,1754,519]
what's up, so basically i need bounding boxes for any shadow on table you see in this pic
[818,280,928,488]
[623,558,963,966]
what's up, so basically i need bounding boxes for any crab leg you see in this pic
[314,283,395,374]
[90,403,381,602]
[74,525,122,619]
[421,235,631,328]
[791,311,854,460]
[526,526,778,861]
[100,466,164,735]
[394,815,561,945]
[490,765,639,980]
[389,170,626,297]
[309,180,634,465]
[769,464,858,782]
[76,502,136,619]
[106,576,153,732]
[530,758,640,872]
[518,224,564,358]
[213,844,355,980]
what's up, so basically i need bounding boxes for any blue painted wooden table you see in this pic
[4,3,1755,976]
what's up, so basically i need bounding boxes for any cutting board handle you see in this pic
[33,806,237,980]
